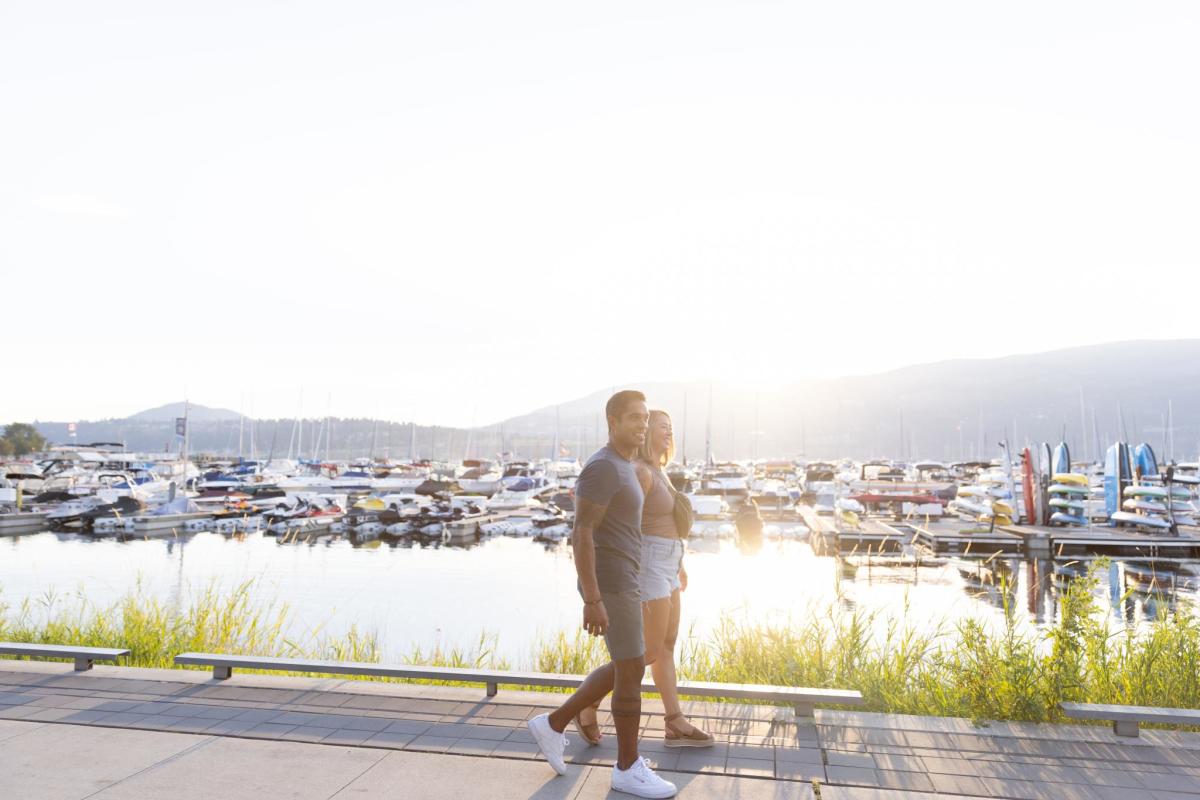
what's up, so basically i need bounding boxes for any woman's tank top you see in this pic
[642,467,678,538]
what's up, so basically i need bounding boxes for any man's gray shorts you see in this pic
[581,586,644,661]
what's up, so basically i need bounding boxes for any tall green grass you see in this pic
[2,564,1198,723]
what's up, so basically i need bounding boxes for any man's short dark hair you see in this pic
[606,390,646,429]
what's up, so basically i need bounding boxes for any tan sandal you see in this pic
[574,702,602,746]
[664,712,714,748]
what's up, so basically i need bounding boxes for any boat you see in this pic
[124,497,210,533]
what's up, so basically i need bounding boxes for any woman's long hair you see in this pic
[637,409,675,468]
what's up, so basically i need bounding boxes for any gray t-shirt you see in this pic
[575,445,644,593]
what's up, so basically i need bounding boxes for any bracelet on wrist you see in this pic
[584,598,603,606]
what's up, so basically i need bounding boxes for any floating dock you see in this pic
[801,507,911,555]
[0,512,49,535]
[799,505,1200,560]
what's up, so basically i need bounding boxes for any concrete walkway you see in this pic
[1,660,1198,799]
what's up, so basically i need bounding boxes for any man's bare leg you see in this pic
[610,655,645,770]
[548,661,614,733]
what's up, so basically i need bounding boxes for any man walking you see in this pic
[528,390,677,798]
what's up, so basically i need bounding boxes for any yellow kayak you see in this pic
[1051,473,1089,486]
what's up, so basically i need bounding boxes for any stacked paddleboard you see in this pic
[1047,472,1089,526]
[949,471,1015,525]
[1110,443,1198,530]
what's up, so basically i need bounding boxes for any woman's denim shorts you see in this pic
[639,536,684,602]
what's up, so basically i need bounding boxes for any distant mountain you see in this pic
[17,340,1200,462]
[127,402,241,423]
[497,340,1200,463]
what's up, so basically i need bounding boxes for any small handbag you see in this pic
[667,478,694,539]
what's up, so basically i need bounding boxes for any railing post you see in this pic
[74,658,93,672]
[793,701,814,717]
[486,681,498,697]
[1113,720,1139,738]
[214,666,232,680]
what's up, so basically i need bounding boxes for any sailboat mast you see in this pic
[182,399,190,486]
[1078,388,1087,462]
[1168,399,1175,463]
[237,393,244,461]
[704,384,712,465]
[681,393,688,466]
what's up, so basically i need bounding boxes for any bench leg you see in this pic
[213,666,232,680]
[793,702,815,717]
[73,658,93,672]
[1113,720,1139,738]
[486,682,498,698]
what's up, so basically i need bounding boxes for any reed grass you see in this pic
[2,563,1198,724]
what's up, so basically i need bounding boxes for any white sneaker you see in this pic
[611,756,677,798]
[527,713,569,775]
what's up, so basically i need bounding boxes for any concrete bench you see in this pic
[0,642,131,672]
[174,652,863,716]
[1061,701,1200,737]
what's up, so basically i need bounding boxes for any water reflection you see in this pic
[1,528,1196,661]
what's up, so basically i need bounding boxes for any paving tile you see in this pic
[20,693,79,708]
[828,750,876,768]
[504,727,536,743]
[645,751,680,772]
[200,719,256,736]
[319,729,374,748]
[448,738,501,757]
[61,708,117,724]
[188,704,247,720]
[486,739,540,759]
[330,714,392,732]
[90,733,386,800]
[826,766,881,786]
[1138,771,1200,793]
[775,746,823,765]
[726,742,773,759]
[405,735,459,753]
[0,692,34,706]
[0,705,37,720]
[0,722,209,799]
[331,748,593,799]
[90,699,143,713]
[268,725,329,742]
[0,720,40,742]
[375,718,429,735]
[928,772,988,795]
[244,722,299,738]
[20,706,79,722]
[234,708,282,723]
[870,752,927,772]
[363,730,415,748]
[725,757,775,777]
[875,770,935,792]
[918,754,978,775]
[674,751,728,774]
[776,762,825,782]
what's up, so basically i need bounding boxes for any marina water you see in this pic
[1,529,1187,663]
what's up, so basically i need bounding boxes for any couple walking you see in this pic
[528,390,711,798]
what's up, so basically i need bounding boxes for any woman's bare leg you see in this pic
[647,589,684,719]
[642,594,672,669]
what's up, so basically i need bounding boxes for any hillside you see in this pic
[18,340,1200,462]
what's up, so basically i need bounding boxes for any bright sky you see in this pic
[3,2,1198,427]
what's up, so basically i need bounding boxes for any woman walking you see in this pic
[573,407,712,749]
[636,409,713,746]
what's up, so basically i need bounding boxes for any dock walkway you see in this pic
[2,660,1200,798]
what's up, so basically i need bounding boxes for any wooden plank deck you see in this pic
[3,659,1199,798]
